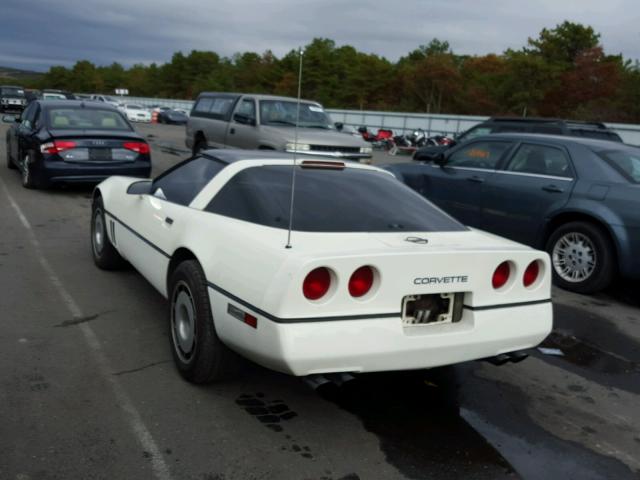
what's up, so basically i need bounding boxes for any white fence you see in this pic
[119,95,640,145]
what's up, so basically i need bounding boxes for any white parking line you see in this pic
[0,178,174,480]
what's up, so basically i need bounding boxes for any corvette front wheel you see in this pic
[169,260,241,383]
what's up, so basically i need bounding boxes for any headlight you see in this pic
[286,142,311,151]
[360,147,373,154]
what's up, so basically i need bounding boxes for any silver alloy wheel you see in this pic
[171,281,197,363]
[93,209,105,256]
[22,154,30,185]
[552,232,597,283]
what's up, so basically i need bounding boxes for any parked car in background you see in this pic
[150,105,171,113]
[3,100,151,188]
[386,133,640,294]
[41,92,68,101]
[158,109,188,125]
[41,89,76,100]
[414,117,623,161]
[122,104,152,123]
[90,94,121,108]
[0,85,27,113]
[186,93,372,162]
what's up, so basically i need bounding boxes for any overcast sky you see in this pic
[2,0,639,71]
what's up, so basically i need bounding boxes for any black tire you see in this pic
[6,137,16,169]
[192,137,207,156]
[168,260,241,383]
[91,197,127,270]
[546,221,615,294]
[21,150,37,188]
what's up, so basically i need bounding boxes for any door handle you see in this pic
[467,175,485,183]
[165,217,174,225]
[542,185,563,193]
[229,128,235,135]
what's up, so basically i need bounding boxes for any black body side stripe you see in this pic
[206,281,399,324]
[104,209,171,259]
[103,209,551,322]
[464,299,552,311]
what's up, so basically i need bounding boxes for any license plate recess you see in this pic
[402,293,464,326]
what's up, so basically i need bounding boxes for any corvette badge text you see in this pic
[414,275,469,285]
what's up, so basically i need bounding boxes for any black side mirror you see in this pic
[435,153,447,166]
[233,113,256,126]
[126,180,153,195]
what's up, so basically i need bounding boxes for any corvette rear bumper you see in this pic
[211,288,553,376]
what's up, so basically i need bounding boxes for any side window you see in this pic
[194,98,214,113]
[235,99,256,121]
[21,103,37,129]
[457,126,492,142]
[151,156,225,206]
[506,144,572,178]
[209,97,235,118]
[447,141,510,170]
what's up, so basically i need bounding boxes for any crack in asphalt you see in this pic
[112,360,172,376]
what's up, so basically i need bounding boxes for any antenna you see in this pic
[285,47,304,249]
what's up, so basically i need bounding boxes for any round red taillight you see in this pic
[523,261,540,287]
[492,262,511,289]
[303,267,331,300]
[349,266,374,297]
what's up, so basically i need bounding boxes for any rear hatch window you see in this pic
[206,165,466,232]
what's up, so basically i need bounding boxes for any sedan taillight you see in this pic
[40,140,77,154]
[123,141,150,154]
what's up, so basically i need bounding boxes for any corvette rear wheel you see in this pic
[546,221,615,294]
[169,260,241,383]
[91,197,126,270]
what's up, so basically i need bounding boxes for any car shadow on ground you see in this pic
[233,362,518,480]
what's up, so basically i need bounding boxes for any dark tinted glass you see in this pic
[206,166,466,232]
[45,108,130,130]
[598,148,640,183]
[571,130,622,142]
[152,156,225,206]
[506,144,572,177]
[447,141,511,169]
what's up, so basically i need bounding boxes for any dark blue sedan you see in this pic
[4,100,151,189]
[386,133,640,293]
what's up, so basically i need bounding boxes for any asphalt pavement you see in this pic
[0,121,638,480]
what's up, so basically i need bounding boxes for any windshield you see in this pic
[46,108,131,130]
[598,148,640,183]
[127,104,143,110]
[206,165,466,232]
[1,87,25,96]
[259,100,332,128]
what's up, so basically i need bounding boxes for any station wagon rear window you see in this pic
[206,166,466,232]
[46,108,131,130]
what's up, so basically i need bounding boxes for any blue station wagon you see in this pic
[386,133,640,293]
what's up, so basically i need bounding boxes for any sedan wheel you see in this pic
[546,221,615,294]
[21,154,34,189]
[552,232,596,283]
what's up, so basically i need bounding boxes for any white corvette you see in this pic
[91,150,553,383]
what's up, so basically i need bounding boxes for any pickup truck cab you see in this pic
[186,93,372,162]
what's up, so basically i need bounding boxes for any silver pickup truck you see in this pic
[186,92,372,162]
